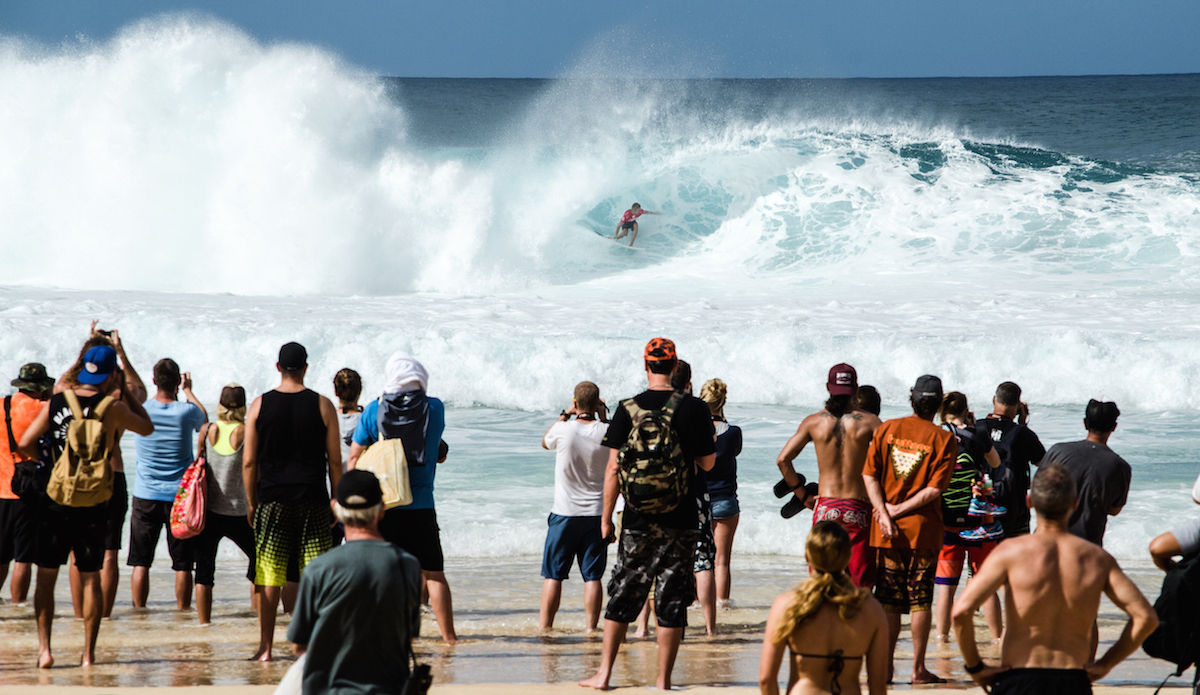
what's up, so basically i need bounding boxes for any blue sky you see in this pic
[3,0,1199,78]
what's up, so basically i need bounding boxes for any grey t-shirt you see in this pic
[1172,517,1200,555]
[1044,439,1131,546]
[288,539,422,695]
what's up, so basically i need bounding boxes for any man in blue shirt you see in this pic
[129,358,207,610]
[348,351,456,643]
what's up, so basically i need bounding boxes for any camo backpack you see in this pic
[617,391,689,514]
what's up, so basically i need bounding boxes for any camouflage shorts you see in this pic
[605,525,700,628]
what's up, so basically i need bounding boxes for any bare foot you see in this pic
[37,651,54,669]
[248,647,272,662]
[912,668,947,684]
[578,673,611,690]
[656,678,674,690]
[81,652,96,667]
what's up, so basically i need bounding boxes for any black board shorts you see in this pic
[992,668,1091,695]
[621,220,636,231]
[378,507,445,573]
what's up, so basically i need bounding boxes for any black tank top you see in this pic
[256,389,328,503]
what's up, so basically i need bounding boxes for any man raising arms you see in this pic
[776,364,882,586]
[952,462,1158,695]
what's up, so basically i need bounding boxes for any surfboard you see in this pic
[589,225,641,250]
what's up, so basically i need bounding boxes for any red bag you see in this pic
[170,453,208,539]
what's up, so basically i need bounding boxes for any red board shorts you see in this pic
[935,532,997,587]
[813,497,875,587]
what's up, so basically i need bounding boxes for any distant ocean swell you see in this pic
[1,16,1197,297]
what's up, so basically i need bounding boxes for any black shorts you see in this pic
[0,497,37,564]
[992,668,1091,695]
[127,497,196,571]
[378,507,445,573]
[194,512,256,586]
[605,524,699,629]
[104,472,129,551]
[621,220,636,231]
[35,501,107,572]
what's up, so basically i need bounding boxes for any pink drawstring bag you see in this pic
[170,453,208,539]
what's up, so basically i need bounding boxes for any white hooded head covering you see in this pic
[383,351,428,396]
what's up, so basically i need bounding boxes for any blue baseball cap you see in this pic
[78,346,118,385]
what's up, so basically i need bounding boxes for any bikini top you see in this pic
[787,648,863,695]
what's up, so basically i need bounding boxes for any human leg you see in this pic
[578,618,627,689]
[712,512,739,604]
[583,580,603,632]
[252,585,281,661]
[967,542,1002,640]
[908,549,942,683]
[34,566,59,668]
[539,578,563,631]
[69,558,84,618]
[628,222,639,246]
[101,471,127,617]
[424,570,459,643]
[100,550,119,616]
[79,569,102,665]
[656,626,684,690]
[11,561,31,603]
[934,539,966,641]
[695,569,716,636]
[174,570,194,611]
[127,497,164,608]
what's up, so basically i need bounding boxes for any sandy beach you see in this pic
[0,556,1188,692]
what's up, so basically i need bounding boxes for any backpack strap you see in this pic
[63,390,84,421]
[91,396,116,421]
[4,396,19,458]
[661,390,684,423]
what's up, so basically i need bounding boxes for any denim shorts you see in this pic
[710,495,740,520]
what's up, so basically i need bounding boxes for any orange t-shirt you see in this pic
[862,415,956,551]
[0,392,44,499]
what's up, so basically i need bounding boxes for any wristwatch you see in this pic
[964,660,985,675]
[559,409,570,420]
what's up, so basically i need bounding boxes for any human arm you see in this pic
[99,328,149,403]
[108,399,154,437]
[775,420,812,491]
[952,544,1013,688]
[347,442,365,470]
[600,448,619,543]
[1193,470,1200,504]
[243,397,261,525]
[1148,531,1183,571]
[320,396,342,496]
[984,444,1001,470]
[293,643,306,656]
[757,593,790,695]
[180,372,208,421]
[863,599,890,695]
[1085,561,1159,681]
[542,407,573,449]
[197,423,210,461]
[16,402,51,460]
[885,487,943,520]
[862,474,896,539]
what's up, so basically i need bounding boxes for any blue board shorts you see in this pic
[541,513,606,582]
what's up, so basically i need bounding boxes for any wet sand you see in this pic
[0,556,1188,690]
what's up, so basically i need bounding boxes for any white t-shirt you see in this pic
[544,419,608,517]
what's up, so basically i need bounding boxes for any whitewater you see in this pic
[1,16,1199,566]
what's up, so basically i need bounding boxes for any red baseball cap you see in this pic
[644,337,677,362]
[827,363,858,396]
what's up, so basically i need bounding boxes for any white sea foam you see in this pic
[2,17,1198,565]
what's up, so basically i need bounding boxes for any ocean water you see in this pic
[2,16,1200,581]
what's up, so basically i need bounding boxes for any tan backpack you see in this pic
[46,391,116,507]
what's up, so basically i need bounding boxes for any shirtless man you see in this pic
[777,364,882,587]
[952,462,1158,695]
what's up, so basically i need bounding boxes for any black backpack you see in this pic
[1143,548,1200,693]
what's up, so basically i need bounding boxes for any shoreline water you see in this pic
[0,556,1188,690]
